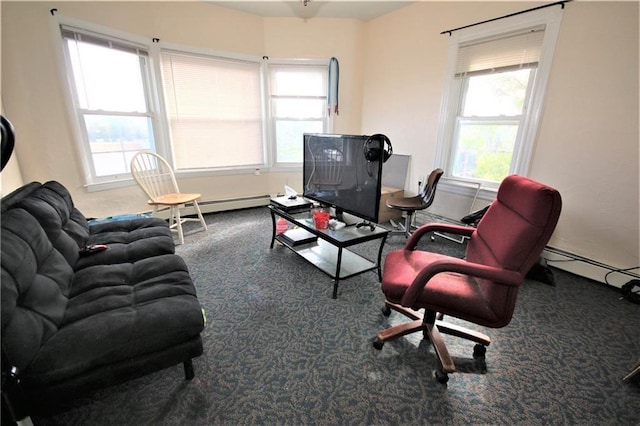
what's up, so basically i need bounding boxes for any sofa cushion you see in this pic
[21,253,204,387]
[0,181,42,213]
[2,181,175,270]
[1,181,88,267]
[1,209,73,372]
[75,218,175,269]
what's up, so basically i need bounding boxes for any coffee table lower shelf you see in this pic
[269,204,388,299]
[275,236,380,298]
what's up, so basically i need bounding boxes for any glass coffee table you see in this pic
[268,205,389,299]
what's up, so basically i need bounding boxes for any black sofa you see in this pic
[1,181,205,417]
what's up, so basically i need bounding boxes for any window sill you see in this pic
[439,177,497,202]
[85,179,136,193]
[84,166,303,192]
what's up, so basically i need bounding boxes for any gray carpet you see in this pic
[34,207,640,425]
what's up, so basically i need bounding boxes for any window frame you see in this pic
[54,16,332,191]
[57,20,165,190]
[434,6,564,197]
[158,47,266,173]
[265,59,332,169]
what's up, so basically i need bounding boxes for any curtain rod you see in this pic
[440,0,571,36]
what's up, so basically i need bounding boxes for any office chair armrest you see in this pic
[405,223,474,250]
[401,258,523,307]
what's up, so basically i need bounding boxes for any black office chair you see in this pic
[387,168,444,237]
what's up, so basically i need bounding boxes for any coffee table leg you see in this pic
[333,247,344,299]
[376,234,388,281]
[269,209,277,249]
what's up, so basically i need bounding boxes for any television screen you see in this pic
[303,133,383,223]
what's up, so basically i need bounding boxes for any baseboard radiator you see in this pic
[150,194,272,219]
[542,247,639,289]
[415,212,639,290]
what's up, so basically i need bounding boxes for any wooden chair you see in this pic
[130,151,207,244]
[308,147,344,195]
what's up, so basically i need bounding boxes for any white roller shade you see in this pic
[455,26,545,77]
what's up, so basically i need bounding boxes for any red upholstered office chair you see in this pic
[373,175,562,383]
[387,168,444,237]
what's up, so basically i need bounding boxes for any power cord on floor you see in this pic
[604,265,640,286]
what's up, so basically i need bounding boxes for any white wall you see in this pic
[2,1,638,276]
[361,1,639,273]
[1,1,365,215]
[533,1,639,270]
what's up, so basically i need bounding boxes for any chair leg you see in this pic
[173,205,185,245]
[423,311,456,374]
[388,211,416,237]
[193,200,208,231]
[404,211,414,238]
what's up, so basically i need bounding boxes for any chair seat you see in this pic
[386,195,427,211]
[382,250,501,326]
[149,192,201,206]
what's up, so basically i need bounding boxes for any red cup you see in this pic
[313,211,330,230]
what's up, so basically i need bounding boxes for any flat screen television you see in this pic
[303,133,384,224]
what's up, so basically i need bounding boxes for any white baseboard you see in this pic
[197,195,272,214]
[151,195,271,218]
[542,247,639,289]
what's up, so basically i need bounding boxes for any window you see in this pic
[58,20,332,188]
[268,63,329,165]
[61,26,157,181]
[436,7,563,190]
[160,51,263,170]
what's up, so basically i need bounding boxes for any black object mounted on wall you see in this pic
[1,116,16,172]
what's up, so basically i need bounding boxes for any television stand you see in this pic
[269,204,389,299]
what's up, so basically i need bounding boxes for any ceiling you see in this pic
[207,1,416,21]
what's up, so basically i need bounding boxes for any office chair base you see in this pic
[374,301,491,377]
[387,213,415,238]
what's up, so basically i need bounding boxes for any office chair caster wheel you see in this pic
[373,338,384,350]
[381,305,392,316]
[473,344,487,360]
[434,369,449,384]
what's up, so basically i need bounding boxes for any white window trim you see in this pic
[264,57,333,170]
[51,16,330,191]
[51,15,167,192]
[155,42,267,175]
[434,6,564,199]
